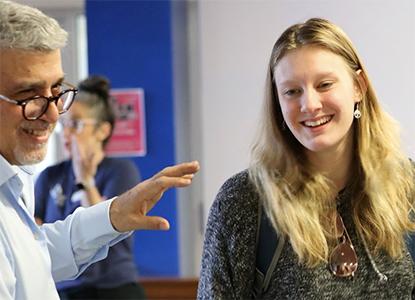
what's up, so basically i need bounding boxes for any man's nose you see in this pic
[39,88,60,123]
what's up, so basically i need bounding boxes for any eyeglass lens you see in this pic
[59,119,98,133]
[63,120,84,132]
[24,90,75,120]
[329,213,358,277]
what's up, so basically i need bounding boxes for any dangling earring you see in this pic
[353,103,361,119]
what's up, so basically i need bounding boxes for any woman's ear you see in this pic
[355,69,367,103]
[96,122,112,142]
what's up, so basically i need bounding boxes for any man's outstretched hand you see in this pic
[109,161,200,232]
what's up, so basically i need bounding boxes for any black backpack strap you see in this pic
[252,204,285,299]
[406,233,415,262]
[406,209,415,263]
[252,204,266,299]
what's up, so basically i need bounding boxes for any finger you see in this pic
[90,150,100,166]
[134,216,170,231]
[71,139,82,169]
[151,175,194,190]
[153,161,200,179]
[129,176,193,210]
[71,135,85,161]
[71,135,79,157]
[182,174,194,180]
[135,176,193,197]
[147,176,195,208]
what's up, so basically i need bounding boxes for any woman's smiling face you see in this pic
[274,45,362,156]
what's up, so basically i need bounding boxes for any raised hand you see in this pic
[109,161,200,232]
[71,135,104,186]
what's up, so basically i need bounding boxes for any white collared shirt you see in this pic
[0,155,128,300]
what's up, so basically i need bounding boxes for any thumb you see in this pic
[133,216,170,231]
[71,135,81,159]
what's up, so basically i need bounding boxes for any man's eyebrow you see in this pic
[53,77,65,86]
[13,77,66,92]
[13,81,45,92]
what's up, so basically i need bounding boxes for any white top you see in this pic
[0,155,128,300]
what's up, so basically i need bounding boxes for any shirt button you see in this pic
[33,233,40,240]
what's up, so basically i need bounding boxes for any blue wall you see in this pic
[86,0,178,276]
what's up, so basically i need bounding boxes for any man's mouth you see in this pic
[20,125,52,145]
[302,115,333,128]
[22,128,49,137]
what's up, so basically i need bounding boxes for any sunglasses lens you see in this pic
[329,242,358,276]
[329,213,358,277]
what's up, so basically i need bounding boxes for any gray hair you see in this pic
[0,0,67,50]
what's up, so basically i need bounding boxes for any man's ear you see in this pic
[355,69,367,103]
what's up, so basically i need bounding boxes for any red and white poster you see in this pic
[105,88,146,157]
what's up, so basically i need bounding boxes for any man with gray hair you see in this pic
[0,1,199,299]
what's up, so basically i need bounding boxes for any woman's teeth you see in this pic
[303,116,332,127]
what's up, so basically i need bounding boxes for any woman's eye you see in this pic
[284,89,300,96]
[319,81,333,89]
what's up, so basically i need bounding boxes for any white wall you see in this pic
[193,0,415,237]
[16,0,82,9]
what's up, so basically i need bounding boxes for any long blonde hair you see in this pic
[249,18,415,266]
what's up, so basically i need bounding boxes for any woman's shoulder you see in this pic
[39,159,71,177]
[211,169,260,218]
[217,169,256,197]
[220,169,251,190]
[101,157,136,168]
[100,157,139,174]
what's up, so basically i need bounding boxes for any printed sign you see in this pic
[105,88,146,156]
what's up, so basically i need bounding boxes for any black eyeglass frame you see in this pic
[0,82,78,121]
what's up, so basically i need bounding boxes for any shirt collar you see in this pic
[0,154,17,186]
[0,154,35,186]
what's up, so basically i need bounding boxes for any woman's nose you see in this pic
[300,89,323,113]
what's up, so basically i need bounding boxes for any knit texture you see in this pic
[197,170,415,299]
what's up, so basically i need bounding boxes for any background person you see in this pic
[0,1,199,299]
[35,75,146,299]
[197,18,415,299]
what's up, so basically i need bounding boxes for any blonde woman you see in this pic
[197,18,415,299]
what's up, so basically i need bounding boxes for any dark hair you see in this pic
[77,75,116,146]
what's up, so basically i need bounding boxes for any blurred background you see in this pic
[19,0,415,279]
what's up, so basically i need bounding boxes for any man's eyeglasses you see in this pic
[329,213,358,277]
[59,118,97,134]
[0,82,78,121]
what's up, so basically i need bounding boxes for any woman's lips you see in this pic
[302,115,333,128]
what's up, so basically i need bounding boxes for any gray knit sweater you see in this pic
[197,170,415,299]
